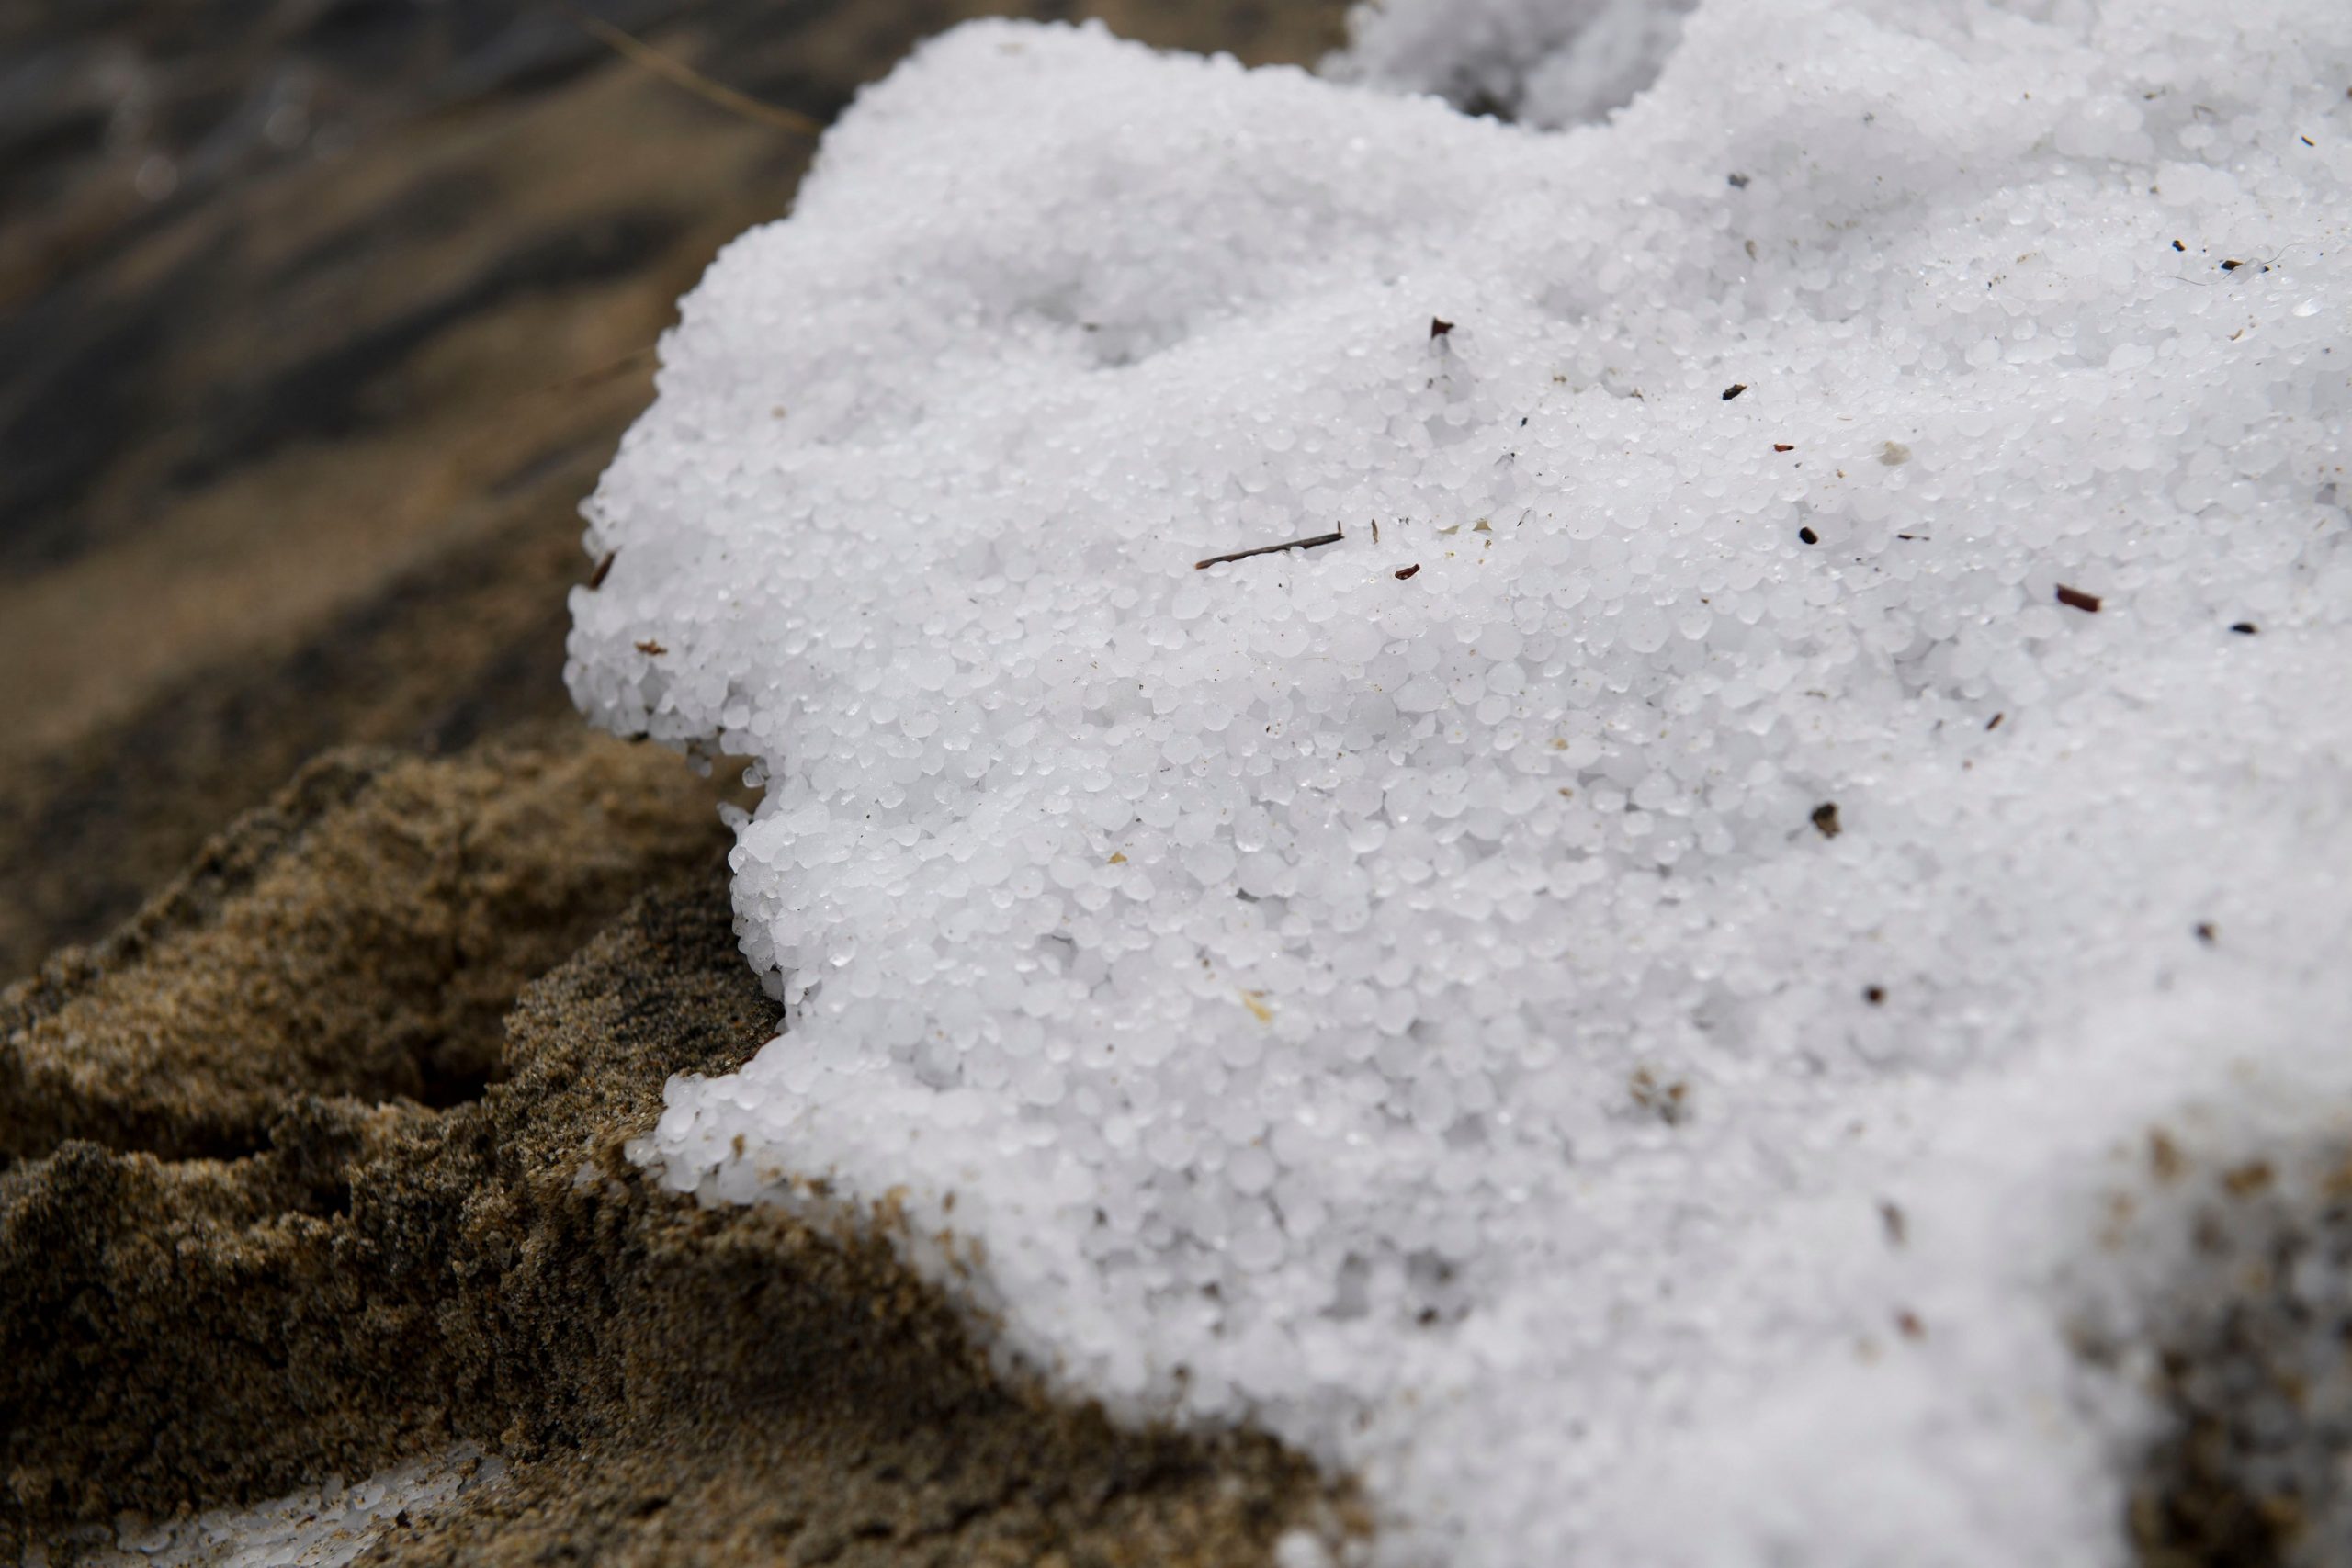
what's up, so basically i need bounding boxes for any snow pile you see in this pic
[568,2,2352,1562]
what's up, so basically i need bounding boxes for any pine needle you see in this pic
[536,344,657,398]
[557,5,826,139]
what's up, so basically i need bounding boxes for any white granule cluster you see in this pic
[58,1448,503,1568]
[568,2,2352,1562]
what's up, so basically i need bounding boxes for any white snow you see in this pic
[52,1447,503,1568]
[567,2,2352,1562]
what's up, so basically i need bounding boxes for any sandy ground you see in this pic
[2,734,1349,1562]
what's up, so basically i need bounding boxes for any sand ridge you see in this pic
[2,733,1345,1564]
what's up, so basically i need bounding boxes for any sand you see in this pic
[2,733,1348,1563]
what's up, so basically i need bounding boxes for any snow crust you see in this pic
[569,3,2352,1561]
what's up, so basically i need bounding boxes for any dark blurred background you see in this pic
[0,0,1351,978]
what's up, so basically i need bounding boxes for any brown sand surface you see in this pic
[3,735,1348,1563]
[2116,1145,2352,1568]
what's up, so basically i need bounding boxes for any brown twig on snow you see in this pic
[1194,529,1345,570]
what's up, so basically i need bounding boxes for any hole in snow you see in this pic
[1328,0,1698,129]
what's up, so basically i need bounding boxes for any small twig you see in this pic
[555,4,826,138]
[1194,528,1345,570]
[533,344,657,400]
